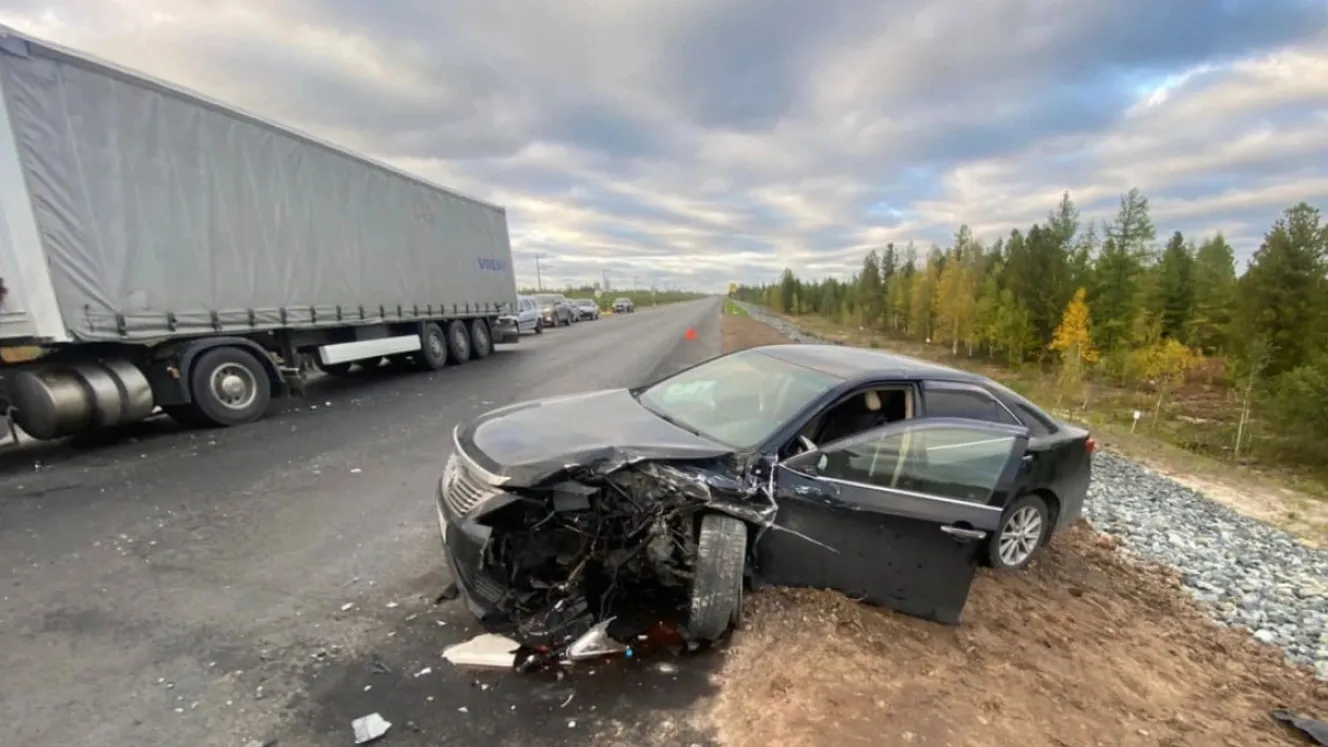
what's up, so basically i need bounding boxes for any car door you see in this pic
[753,417,1031,625]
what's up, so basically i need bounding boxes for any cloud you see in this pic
[2,0,1326,290]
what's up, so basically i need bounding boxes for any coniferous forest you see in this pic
[731,190,1328,478]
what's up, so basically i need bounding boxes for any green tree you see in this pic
[1233,203,1328,376]
[856,250,884,327]
[1190,233,1237,354]
[1152,230,1196,340]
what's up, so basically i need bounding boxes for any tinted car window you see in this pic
[924,387,1019,426]
[817,425,1016,503]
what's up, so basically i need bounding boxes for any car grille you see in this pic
[444,460,502,517]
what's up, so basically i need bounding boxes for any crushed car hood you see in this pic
[455,388,736,486]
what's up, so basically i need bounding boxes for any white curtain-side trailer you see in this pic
[0,27,520,442]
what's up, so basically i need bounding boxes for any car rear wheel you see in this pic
[688,513,747,641]
[986,494,1050,570]
[534,319,543,334]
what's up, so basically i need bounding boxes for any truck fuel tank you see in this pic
[6,359,155,440]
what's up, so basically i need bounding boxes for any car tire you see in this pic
[184,346,272,428]
[688,513,747,641]
[444,319,471,364]
[470,318,492,359]
[417,322,448,370]
[985,493,1051,570]
[534,320,543,335]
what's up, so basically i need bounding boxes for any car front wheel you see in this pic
[688,513,747,641]
[986,494,1050,570]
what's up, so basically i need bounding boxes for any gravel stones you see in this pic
[1086,452,1328,680]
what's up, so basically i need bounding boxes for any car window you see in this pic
[636,349,842,449]
[816,425,1017,504]
[924,387,1019,426]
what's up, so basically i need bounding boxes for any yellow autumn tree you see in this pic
[1049,287,1101,408]
[933,252,977,356]
[1132,337,1202,429]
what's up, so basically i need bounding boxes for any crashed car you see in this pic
[435,344,1093,657]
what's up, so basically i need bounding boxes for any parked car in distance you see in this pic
[571,299,600,321]
[612,297,634,313]
[435,344,1094,657]
[534,293,572,327]
[505,295,544,335]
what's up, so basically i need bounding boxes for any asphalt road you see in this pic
[0,297,726,747]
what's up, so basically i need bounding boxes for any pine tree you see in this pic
[1152,230,1196,340]
[1234,203,1328,376]
[1190,233,1237,354]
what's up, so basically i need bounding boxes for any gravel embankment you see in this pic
[1087,452,1328,680]
[733,300,1328,681]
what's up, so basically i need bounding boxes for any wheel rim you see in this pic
[474,323,489,351]
[427,330,445,360]
[211,363,257,411]
[997,505,1043,567]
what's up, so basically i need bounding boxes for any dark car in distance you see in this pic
[435,344,1093,658]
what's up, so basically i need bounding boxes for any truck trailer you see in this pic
[0,27,520,443]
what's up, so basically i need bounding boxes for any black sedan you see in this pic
[435,344,1093,658]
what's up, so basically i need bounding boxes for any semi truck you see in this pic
[0,27,520,444]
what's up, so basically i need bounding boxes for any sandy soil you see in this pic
[705,309,1328,747]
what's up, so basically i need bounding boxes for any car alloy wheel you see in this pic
[990,495,1049,570]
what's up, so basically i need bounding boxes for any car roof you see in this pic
[751,343,985,383]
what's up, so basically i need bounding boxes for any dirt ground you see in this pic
[704,309,1328,747]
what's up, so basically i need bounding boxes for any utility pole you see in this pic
[535,253,549,291]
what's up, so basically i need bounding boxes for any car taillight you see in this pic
[1085,436,1095,455]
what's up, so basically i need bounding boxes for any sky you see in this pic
[1,1,1326,293]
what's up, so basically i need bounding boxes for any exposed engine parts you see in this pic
[467,460,774,661]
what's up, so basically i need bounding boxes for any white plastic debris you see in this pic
[442,633,521,668]
[564,617,627,660]
[340,603,354,611]
[413,667,432,678]
[352,713,391,744]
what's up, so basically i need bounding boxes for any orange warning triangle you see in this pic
[684,327,698,341]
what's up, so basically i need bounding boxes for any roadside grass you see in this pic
[723,299,749,317]
[765,309,1328,544]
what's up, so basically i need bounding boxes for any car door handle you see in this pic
[940,525,987,541]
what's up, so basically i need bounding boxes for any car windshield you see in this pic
[534,294,558,305]
[636,349,842,449]
[577,300,595,307]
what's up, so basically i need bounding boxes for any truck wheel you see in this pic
[185,347,272,427]
[470,319,492,359]
[417,322,448,370]
[444,320,471,364]
[687,513,747,642]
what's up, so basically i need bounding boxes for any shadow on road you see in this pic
[0,348,534,477]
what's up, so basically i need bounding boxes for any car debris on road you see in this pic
[433,344,1095,667]
[351,712,391,744]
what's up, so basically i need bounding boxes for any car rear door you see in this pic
[753,417,1031,624]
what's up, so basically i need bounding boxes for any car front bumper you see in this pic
[436,468,514,626]
[492,316,520,344]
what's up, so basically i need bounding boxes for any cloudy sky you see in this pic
[2,1,1326,292]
